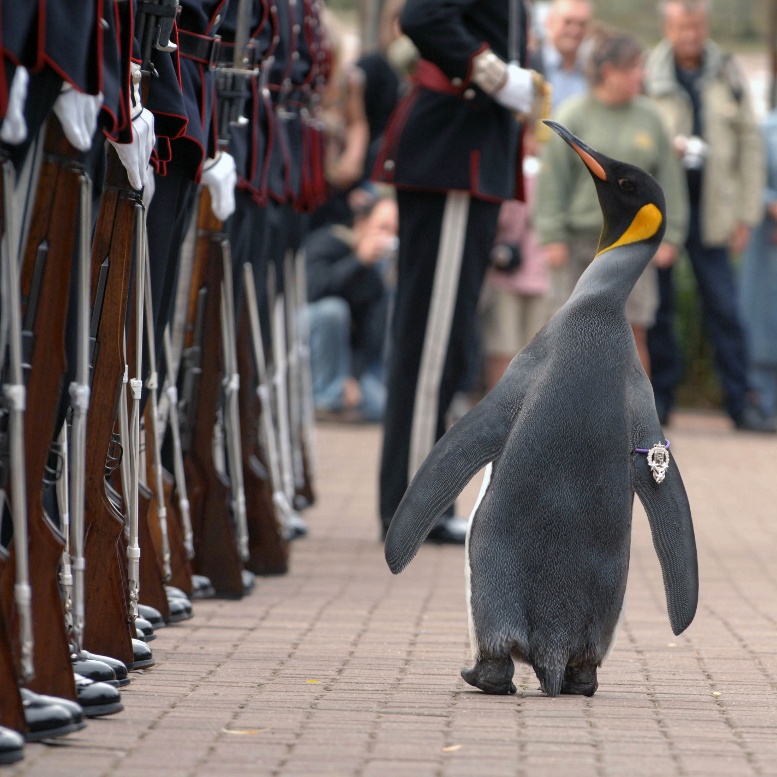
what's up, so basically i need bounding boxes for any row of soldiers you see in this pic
[0,0,327,763]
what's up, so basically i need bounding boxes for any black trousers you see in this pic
[379,189,499,528]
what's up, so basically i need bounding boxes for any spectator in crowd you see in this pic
[480,126,550,391]
[535,28,688,375]
[738,109,777,427]
[304,196,398,423]
[312,8,371,229]
[372,0,536,543]
[531,0,593,111]
[644,0,773,432]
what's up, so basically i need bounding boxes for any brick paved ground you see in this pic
[6,413,777,777]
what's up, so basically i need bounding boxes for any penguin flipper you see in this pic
[635,459,698,635]
[384,352,532,574]
[630,365,698,635]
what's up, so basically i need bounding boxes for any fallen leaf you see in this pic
[307,679,321,684]
[442,745,462,753]
[712,691,722,697]
[221,728,268,735]
[667,642,678,648]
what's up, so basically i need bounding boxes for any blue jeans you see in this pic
[304,298,386,422]
[648,204,750,421]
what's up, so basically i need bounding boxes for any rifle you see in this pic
[241,263,291,573]
[180,190,245,597]
[0,159,33,682]
[81,148,140,666]
[0,116,84,700]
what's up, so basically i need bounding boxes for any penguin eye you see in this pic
[618,178,635,192]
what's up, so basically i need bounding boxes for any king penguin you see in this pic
[384,121,698,698]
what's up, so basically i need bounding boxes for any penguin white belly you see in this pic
[466,462,493,661]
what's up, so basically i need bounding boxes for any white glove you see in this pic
[53,83,103,152]
[108,107,156,190]
[493,62,534,115]
[201,152,237,222]
[0,67,30,145]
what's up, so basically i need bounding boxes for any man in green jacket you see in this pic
[643,0,774,432]
[535,29,688,375]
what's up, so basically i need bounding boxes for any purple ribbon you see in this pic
[633,439,670,454]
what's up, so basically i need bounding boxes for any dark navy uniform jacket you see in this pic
[172,0,230,178]
[374,0,527,202]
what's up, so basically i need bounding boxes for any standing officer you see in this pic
[374,0,536,541]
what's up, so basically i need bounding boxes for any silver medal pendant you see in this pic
[646,442,670,484]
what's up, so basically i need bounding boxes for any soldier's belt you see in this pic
[178,30,222,70]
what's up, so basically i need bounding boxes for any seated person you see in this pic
[304,195,398,422]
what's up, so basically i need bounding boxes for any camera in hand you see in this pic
[490,242,522,273]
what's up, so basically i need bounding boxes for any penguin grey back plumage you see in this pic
[384,122,697,697]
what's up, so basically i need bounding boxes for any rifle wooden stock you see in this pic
[0,550,26,734]
[81,148,139,666]
[136,478,171,620]
[163,468,194,595]
[0,118,81,701]
[182,190,243,597]
[237,305,289,575]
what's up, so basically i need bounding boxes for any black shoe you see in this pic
[137,603,166,629]
[71,655,118,687]
[166,596,193,623]
[126,638,155,671]
[135,615,156,642]
[735,402,777,433]
[0,726,24,765]
[73,674,124,717]
[78,651,131,688]
[425,515,468,545]
[165,585,190,601]
[20,689,85,742]
[191,574,216,600]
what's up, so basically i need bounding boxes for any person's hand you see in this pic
[108,107,155,189]
[0,67,29,145]
[544,242,569,268]
[356,229,397,265]
[201,152,237,221]
[653,242,679,269]
[53,84,103,151]
[493,63,535,115]
[730,221,750,255]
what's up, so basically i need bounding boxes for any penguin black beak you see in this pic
[543,120,608,182]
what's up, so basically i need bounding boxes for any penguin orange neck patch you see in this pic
[596,203,663,256]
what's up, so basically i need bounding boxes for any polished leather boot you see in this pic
[191,574,215,599]
[0,726,24,765]
[20,688,86,742]
[166,595,193,623]
[135,615,156,641]
[137,603,165,629]
[71,655,118,686]
[127,638,155,670]
[73,674,124,717]
[78,650,131,687]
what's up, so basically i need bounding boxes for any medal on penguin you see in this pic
[384,122,698,698]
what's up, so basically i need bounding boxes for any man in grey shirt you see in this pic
[532,0,593,111]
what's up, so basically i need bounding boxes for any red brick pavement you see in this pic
[6,413,777,777]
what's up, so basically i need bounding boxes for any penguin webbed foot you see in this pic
[461,656,516,695]
[560,664,599,697]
